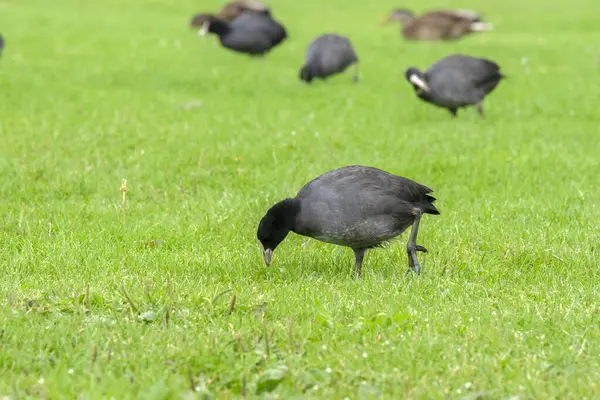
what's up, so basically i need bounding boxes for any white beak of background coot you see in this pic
[198,22,209,36]
[409,74,430,92]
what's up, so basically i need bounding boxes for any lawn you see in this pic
[1,0,600,398]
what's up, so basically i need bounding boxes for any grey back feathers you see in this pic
[294,166,437,247]
[406,54,504,118]
[225,13,287,54]
[300,34,359,83]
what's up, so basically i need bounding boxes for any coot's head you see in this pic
[257,199,300,265]
[405,67,429,92]
[190,14,213,35]
[299,65,314,83]
[382,9,414,25]
[190,14,229,36]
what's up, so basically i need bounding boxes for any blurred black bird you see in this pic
[381,8,492,41]
[300,34,359,83]
[190,12,287,56]
[0,34,4,57]
[405,54,505,118]
[257,165,439,279]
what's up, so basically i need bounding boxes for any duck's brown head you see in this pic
[219,1,270,21]
[381,9,414,25]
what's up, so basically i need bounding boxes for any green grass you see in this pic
[1,0,600,398]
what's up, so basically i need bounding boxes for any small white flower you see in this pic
[457,388,462,394]
[326,367,332,373]
[362,352,368,358]
[321,345,327,351]
[465,382,472,389]
[68,368,74,375]
[38,378,45,384]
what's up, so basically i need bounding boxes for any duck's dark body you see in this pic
[257,166,439,278]
[406,54,504,118]
[300,34,359,83]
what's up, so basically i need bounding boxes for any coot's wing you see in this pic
[221,28,272,53]
[227,14,277,52]
[296,166,435,225]
[294,166,437,246]
[305,36,322,62]
[316,35,358,74]
[234,14,286,46]
[429,55,500,86]
[426,55,501,102]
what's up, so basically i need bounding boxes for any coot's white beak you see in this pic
[409,74,430,92]
[198,22,209,36]
[259,242,272,266]
[263,248,273,266]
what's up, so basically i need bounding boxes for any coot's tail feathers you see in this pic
[421,194,440,215]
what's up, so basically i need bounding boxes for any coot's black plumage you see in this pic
[405,54,505,118]
[191,12,287,56]
[257,166,439,278]
[0,34,4,57]
[300,34,359,83]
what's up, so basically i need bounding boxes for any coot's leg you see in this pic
[353,248,366,280]
[353,63,360,83]
[477,103,484,119]
[406,209,425,275]
[449,108,458,118]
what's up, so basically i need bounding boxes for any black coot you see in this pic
[0,34,4,57]
[300,34,359,83]
[257,165,439,278]
[190,12,287,56]
[405,54,505,118]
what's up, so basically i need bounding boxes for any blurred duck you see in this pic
[381,8,493,41]
[218,0,271,21]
